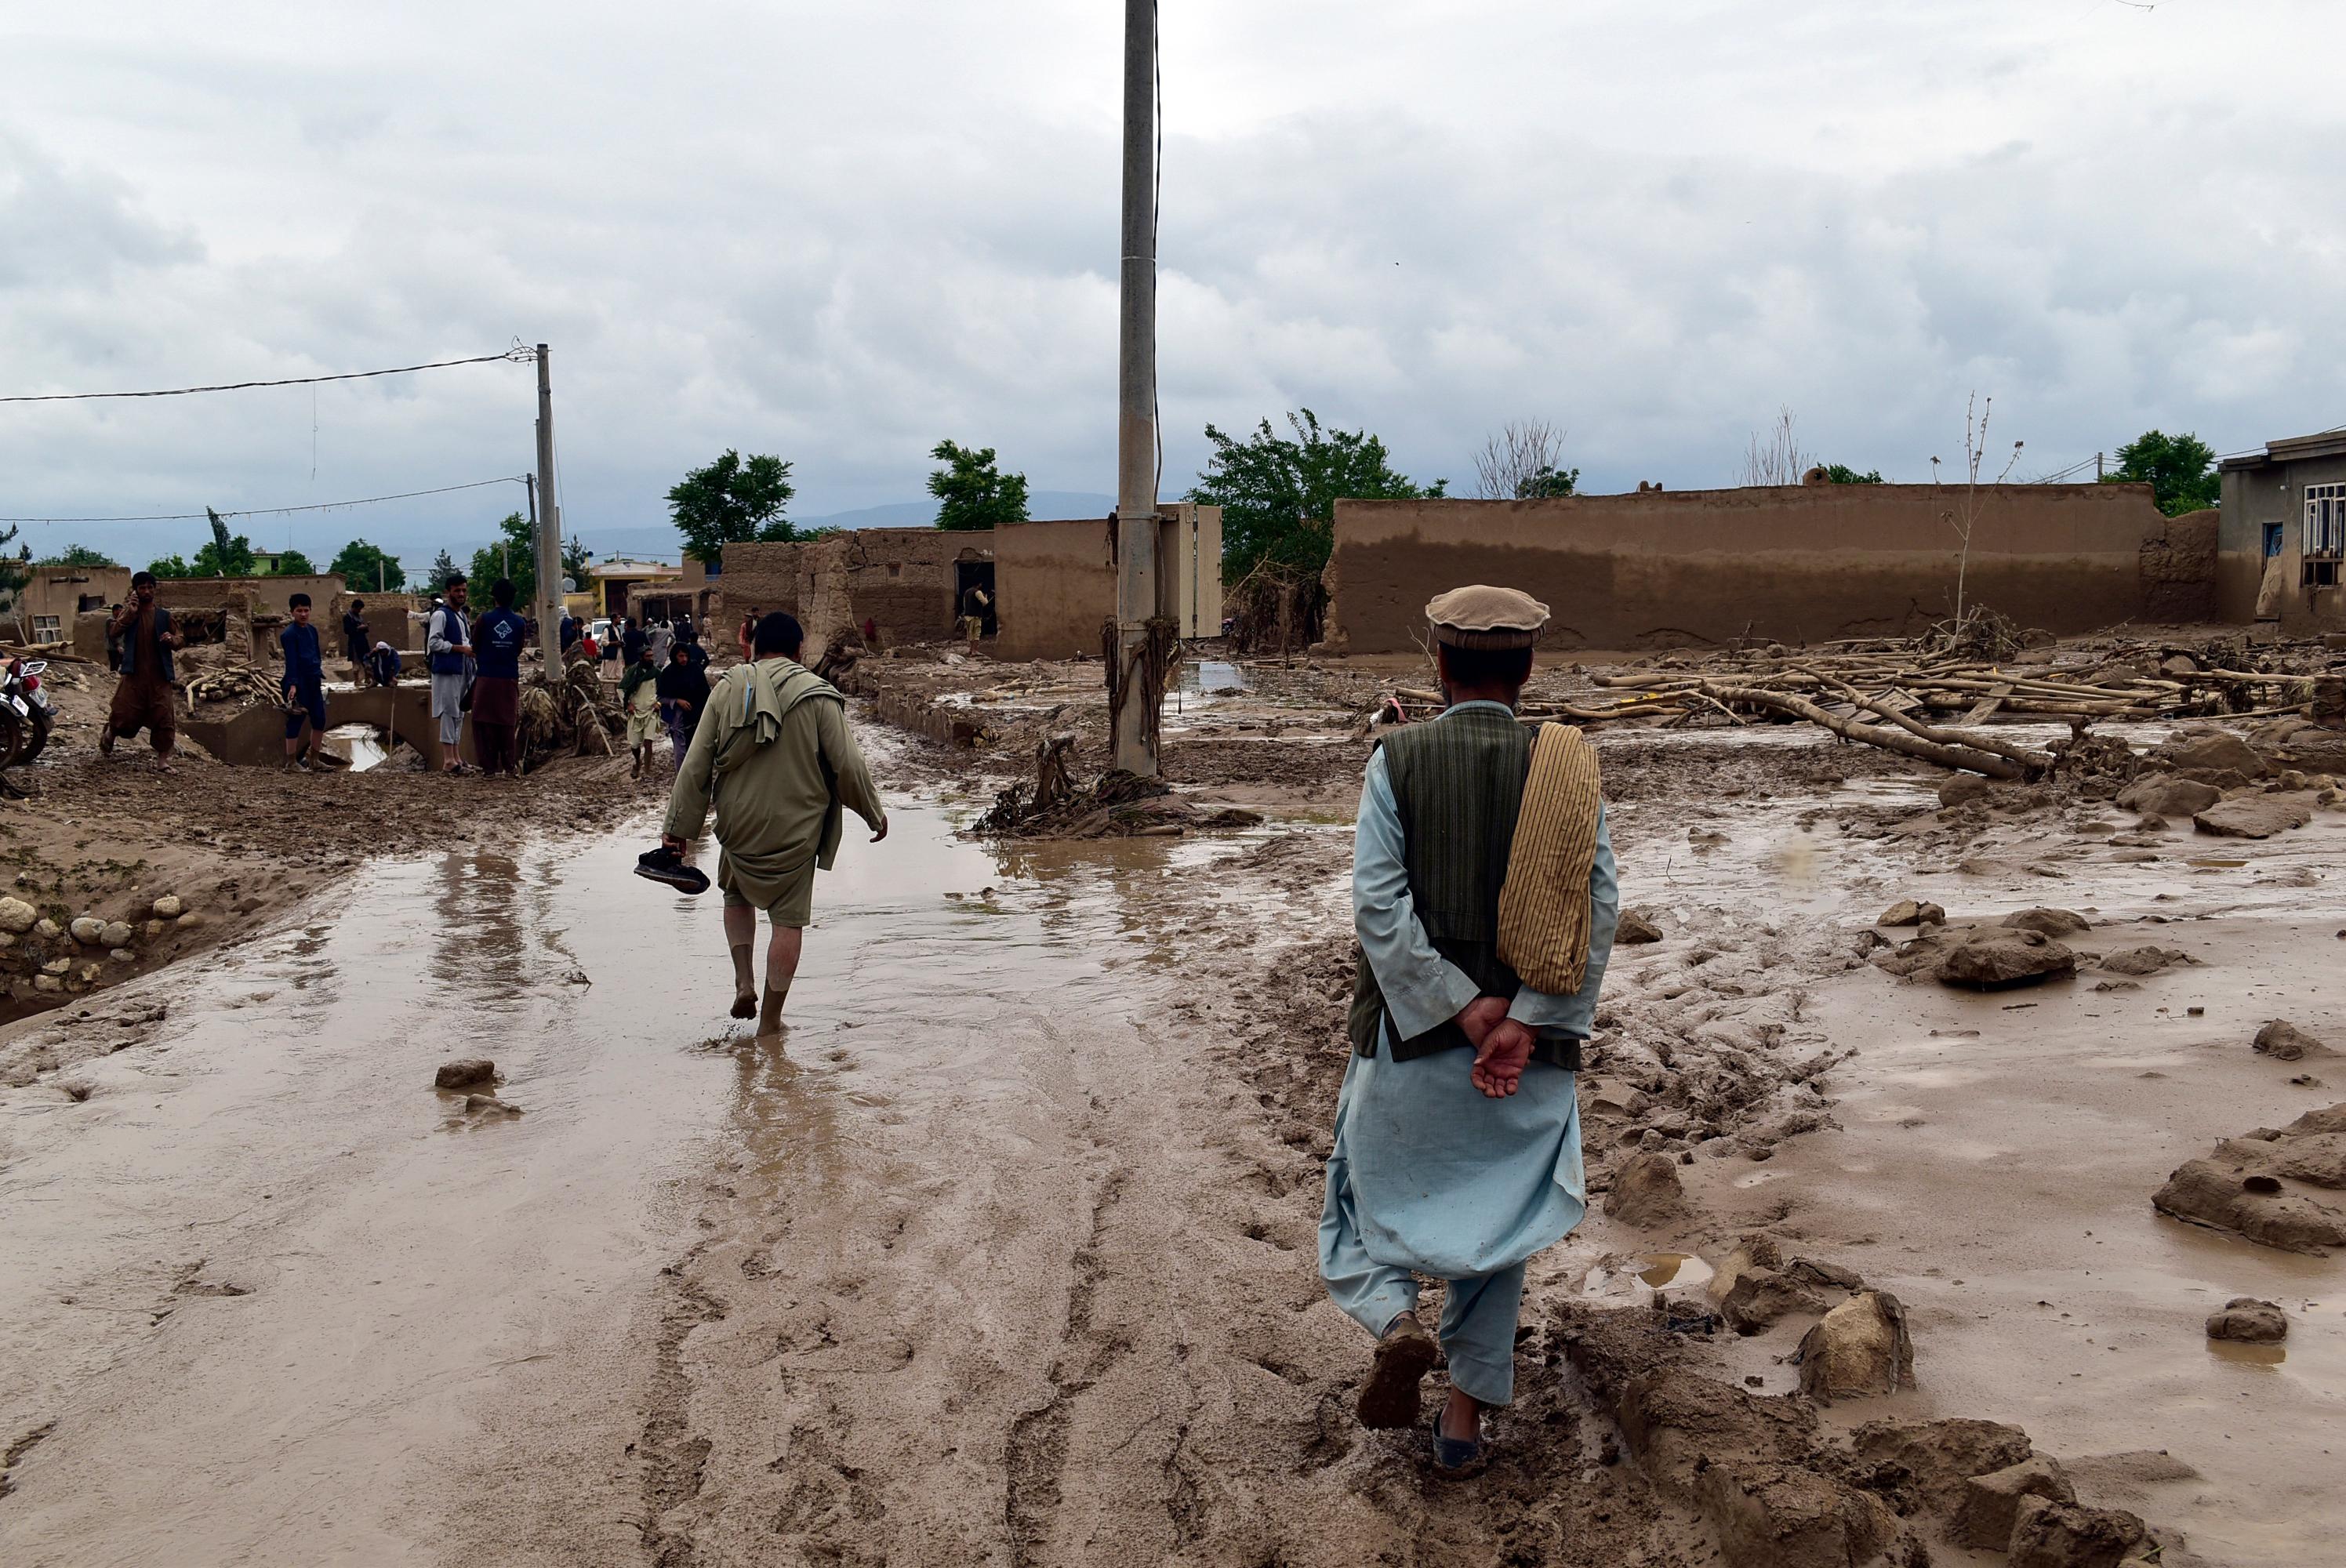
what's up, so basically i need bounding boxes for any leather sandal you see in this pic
[1357,1314,1438,1429]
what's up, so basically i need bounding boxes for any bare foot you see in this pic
[730,992,757,1020]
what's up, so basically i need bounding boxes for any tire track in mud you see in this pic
[640,1251,725,1568]
[1004,1164,1131,1566]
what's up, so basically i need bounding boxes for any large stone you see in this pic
[434,1058,498,1090]
[2282,1101,2346,1137]
[1954,1454,2077,1550]
[1935,930,2077,990]
[2152,1157,2346,1255]
[2115,775,2221,818]
[33,918,61,941]
[2254,1020,2333,1062]
[151,894,183,919]
[1851,1417,2034,1519]
[1877,899,1945,927]
[68,916,105,946]
[2206,1297,2287,1343]
[1606,1150,1692,1229]
[2193,796,2314,839]
[1718,1268,1827,1336]
[2002,907,2091,936]
[1938,774,1995,808]
[1698,1461,1898,1568]
[99,921,133,949]
[2006,1495,2148,1568]
[2151,729,2268,779]
[0,896,35,935]
[1616,909,1665,945]
[1796,1290,1916,1402]
[2210,1132,2346,1189]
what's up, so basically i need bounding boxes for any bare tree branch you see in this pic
[1473,419,1578,500]
[1739,406,1814,487]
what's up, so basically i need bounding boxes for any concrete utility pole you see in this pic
[1110,0,1161,777]
[532,344,562,670]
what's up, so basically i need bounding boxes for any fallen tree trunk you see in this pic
[1701,682,2036,778]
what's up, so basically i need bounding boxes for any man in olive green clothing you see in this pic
[661,612,888,1033]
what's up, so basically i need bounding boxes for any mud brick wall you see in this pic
[797,528,991,651]
[993,518,1115,662]
[1323,485,2210,653]
[711,542,803,636]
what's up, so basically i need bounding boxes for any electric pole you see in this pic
[532,345,562,669]
[1110,0,1160,778]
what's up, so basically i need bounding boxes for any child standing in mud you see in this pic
[1319,584,1619,1472]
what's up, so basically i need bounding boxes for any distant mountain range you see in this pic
[16,490,1117,578]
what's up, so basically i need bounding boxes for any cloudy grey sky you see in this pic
[2,0,2341,564]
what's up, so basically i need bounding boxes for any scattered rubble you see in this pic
[1606,1151,1694,1229]
[1796,1291,1916,1401]
[1876,898,1945,927]
[2193,795,2315,839]
[2254,1019,2334,1062]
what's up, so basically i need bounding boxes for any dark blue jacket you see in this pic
[474,607,529,681]
[429,604,470,677]
[280,622,324,689]
[118,605,176,684]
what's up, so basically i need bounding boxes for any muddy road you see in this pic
[5,671,2345,1566]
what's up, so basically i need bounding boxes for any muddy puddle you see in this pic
[0,791,1291,1564]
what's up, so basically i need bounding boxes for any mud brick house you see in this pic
[2218,429,2346,633]
[719,529,993,651]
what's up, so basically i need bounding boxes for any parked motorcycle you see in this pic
[1,658,55,765]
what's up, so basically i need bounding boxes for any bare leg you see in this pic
[1440,1387,1483,1442]
[757,924,803,1036]
[723,903,757,1018]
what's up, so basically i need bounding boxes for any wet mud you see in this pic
[3,657,2344,1565]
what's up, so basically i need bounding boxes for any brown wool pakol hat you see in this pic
[1425,585,1551,650]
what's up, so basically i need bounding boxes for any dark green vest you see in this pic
[1347,704,1580,1071]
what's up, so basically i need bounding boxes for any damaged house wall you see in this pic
[993,519,1116,662]
[2217,432,2346,632]
[1320,485,2209,654]
[721,530,991,652]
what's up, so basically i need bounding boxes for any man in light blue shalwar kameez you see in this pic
[1319,583,1619,1470]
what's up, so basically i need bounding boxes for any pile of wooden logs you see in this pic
[1380,637,2342,779]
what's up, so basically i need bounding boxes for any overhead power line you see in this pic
[0,347,535,405]
[0,474,530,525]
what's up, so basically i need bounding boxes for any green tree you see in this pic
[271,548,317,575]
[561,535,590,586]
[1517,463,1579,499]
[2102,430,2219,516]
[0,533,22,614]
[1190,409,1445,579]
[469,512,540,608]
[176,509,259,577]
[927,441,1030,530]
[667,449,799,563]
[430,549,461,590]
[35,544,119,568]
[329,539,407,592]
[1825,463,1884,484]
[146,554,193,579]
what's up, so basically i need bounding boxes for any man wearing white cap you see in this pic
[1319,584,1619,1471]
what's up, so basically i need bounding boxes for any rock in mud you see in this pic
[0,896,35,935]
[1954,1454,2078,1550]
[2193,796,2314,839]
[1877,899,1945,927]
[1850,1417,2034,1519]
[68,916,104,946]
[2151,729,2268,779]
[463,1094,523,1116]
[151,894,183,919]
[1700,1461,1899,1568]
[1720,1269,1827,1335]
[1795,1290,1916,1401]
[1784,1256,1866,1291]
[2253,1020,2333,1062]
[2116,775,2220,819]
[2006,1495,2148,1568]
[33,918,61,941]
[2285,1101,2346,1137]
[2003,907,2091,936]
[2095,946,2187,977]
[99,921,133,949]
[434,1058,497,1090]
[1616,909,1665,945]
[1939,774,1995,808]
[2152,1157,2346,1255]
[2205,1297,2286,1343]
[1935,929,2077,990]
[1606,1151,1692,1228]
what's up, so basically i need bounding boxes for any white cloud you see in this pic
[0,0,2342,566]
